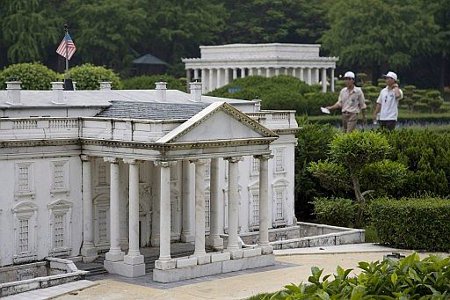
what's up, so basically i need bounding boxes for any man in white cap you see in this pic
[326,71,367,133]
[372,71,403,130]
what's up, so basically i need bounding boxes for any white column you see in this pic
[193,159,207,257]
[181,160,194,242]
[154,161,174,270]
[232,68,238,80]
[207,158,223,249]
[224,68,230,85]
[275,68,280,76]
[151,163,160,246]
[124,159,144,265]
[315,68,320,84]
[256,155,273,254]
[265,67,270,77]
[208,68,214,92]
[300,68,304,82]
[249,68,254,76]
[225,157,242,254]
[321,68,327,93]
[291,68,296,77]
[81,155,97,262]
[257,68,262,76]
[202,68,208,94]
[307,68,312,85]
[241,68,246,78]
[186,69,191,87]
[331,68,335,92]
[216,68,222,89]
[194,69,199,80]
[104,157,124,261]
[283,68,288,75]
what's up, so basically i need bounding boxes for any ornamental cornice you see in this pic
[272,128,301,135]
[0,139,79,148]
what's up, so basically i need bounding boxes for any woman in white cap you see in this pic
[372,71,403,130]
[326,71,367,133]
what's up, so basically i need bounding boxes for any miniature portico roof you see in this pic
[157,101,277,145]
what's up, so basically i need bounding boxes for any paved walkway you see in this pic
[5,244,449,300]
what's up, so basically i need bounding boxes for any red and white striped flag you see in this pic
[56,33,76,60]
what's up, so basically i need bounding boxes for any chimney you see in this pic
[155,81,167,102]
[189,81,202,102]
[51,81,65,104]
[99,81,112,90]
[6,81,22,105]
[254,99,262,112]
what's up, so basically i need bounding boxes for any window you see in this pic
[15,162,34,197]
[51,160,68,192]
[98,210,108,243]
[48,199,73,256]
[53,214,65,248]
[205,189,211,229]
[275,190,284,220]
[18,219,29,253]
[12,201,38,263]
[251,190,259,227]
[98,164,107,186]
[274,148,285,173]
[250,157,259,176]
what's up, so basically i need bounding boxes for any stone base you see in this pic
[153,254,275,283]
[80,246,98,263]
[105,250,124,262]
[181,233,195,243]
[104,260,145,277]
[206,236,224,250]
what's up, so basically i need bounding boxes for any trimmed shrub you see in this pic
[67,63,121,90]
[122,74,185,91]
[0,63,58,90]
[252,253,450,299]
[312,197,356,227]
[370,197,450,251]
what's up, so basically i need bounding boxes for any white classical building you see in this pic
[0,81,298,282]
[183,43,338,94]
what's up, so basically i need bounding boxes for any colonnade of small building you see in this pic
[186,66,335,94]
[79,154,273,278]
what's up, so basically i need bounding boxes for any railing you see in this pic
[247,110,297,129]
[0,117,181,143]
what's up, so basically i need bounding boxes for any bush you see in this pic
[0,63,58,90]
[370,197,450,251]
[67,63,121,90]
[122,74,186,91]
[207,75,320,114]
[312,197,356,227]
[253,253,450,299]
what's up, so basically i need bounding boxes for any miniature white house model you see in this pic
[0,81,298,282]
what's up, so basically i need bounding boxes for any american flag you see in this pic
[56,33,76,60]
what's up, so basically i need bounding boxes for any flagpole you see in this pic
[64,24,69,75]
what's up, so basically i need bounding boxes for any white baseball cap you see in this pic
[383,71,398,81]
[343,71,355,79]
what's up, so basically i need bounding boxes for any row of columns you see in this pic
[186,67,335,94]
[80,154,273,275]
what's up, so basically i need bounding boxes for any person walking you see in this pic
[372,71,403,130]
[326,71,367,133]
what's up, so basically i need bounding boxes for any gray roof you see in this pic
[95,101,209,120]
[132,54,168,65]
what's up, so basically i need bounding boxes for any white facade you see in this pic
[183,43,338,94]
[0,81,298,281]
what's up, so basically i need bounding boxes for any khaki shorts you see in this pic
[342,112,358,133]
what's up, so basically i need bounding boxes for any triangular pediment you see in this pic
[157,102,277,144]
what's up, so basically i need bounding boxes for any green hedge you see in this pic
[312,197,356,227]
[0,63,58,90]
[370,197,450,251]
[122,74,186,91]
[250,253,450,299]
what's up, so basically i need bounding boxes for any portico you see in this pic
[183,43,338,94]
[80,102,278,281]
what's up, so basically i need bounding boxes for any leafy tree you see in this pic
[63,0,147,72]
[321,0,439,83]
[0,0,62,64]
[0,63,58,90]
[67,63,121,90]
[308,131,407,226]
[222,0,328,44]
